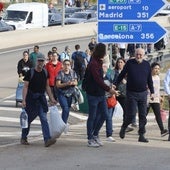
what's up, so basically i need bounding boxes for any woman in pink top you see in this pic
[147,62,168,137]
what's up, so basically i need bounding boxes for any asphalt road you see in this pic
[0,115,170,170]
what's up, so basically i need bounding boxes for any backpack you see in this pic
[74,52,86,81]
[30,68,48,80]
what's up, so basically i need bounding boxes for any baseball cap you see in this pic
[37,53,45,61]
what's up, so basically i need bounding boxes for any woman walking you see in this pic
[83,43,118,147]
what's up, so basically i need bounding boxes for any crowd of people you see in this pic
[17,38,96,147]
[109,40,168,67]
[17,39,170,147]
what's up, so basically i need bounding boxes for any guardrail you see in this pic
[147,48,170,67]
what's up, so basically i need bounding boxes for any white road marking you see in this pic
[3,100,16,103]
[0,107,21,112]
[0,131,42,137]
[0,116,40,124]
[0,94,15,102]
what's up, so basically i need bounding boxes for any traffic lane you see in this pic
[0,123,170,170]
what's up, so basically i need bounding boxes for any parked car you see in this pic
[65,11,96,24]
[0,20,14,32]
[65,7,83,18]
[48,13,62,26]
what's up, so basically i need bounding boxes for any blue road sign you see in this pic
[98,21,167,43]
[98,0,166,20]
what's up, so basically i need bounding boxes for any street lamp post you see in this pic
[62,0,65,27]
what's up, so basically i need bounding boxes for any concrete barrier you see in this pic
[0,22,97,50]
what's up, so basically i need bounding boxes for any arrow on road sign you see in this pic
[98,0,166,20]
[98,21,167,43]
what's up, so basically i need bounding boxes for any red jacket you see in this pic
[45,61,62,86]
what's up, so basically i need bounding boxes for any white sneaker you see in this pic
[71,103,79,111]
[93,136,103,146]
[64,124,69,134]
[106,136,116,142]
[87,139,100,148]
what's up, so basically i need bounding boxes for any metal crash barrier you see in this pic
[147,48,170,67]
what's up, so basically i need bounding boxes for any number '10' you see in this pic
[142,6,149,10]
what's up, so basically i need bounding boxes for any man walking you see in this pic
[115,48,154,143]
[29,45,40,68]
[72,44,86,81]
[21,53,57,147]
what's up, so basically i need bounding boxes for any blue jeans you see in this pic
[57,91,72,123]
[106,107,114,137]
[122,90,147,135]
[22,106,51,142]
[86,94,108,140]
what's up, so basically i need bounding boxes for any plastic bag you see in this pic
[106,96,117,108]
[73,86,84,104]
[77,88,84,104]
[113,102,123,119]
[49,105,66,139]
